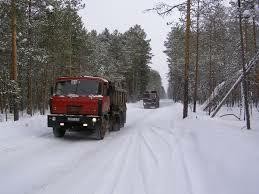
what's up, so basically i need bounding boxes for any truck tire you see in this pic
[96,121,106,140]
[120,112,124,128]
[53,127,66,138]
[113,122,120,131]
[96,128,105,140]
[112,116,120,131]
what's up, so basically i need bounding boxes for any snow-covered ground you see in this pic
[0,100,258,194]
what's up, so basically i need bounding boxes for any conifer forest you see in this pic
[0,0,258,128]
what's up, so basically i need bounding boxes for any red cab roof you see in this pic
[56,76,109,83]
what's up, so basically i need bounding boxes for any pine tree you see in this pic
[10,0,19,121]
[238,0,251,129]
[183,0,191,119]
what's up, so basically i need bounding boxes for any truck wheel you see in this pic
[109,119,113,131]
[53,127,66,138]
[113,122,120,131]
[112,116,120,131]
[96,128,105,140]
[96,122,106,140]
[120,113,124,128]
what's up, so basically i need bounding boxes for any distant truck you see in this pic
[143,91,160,109]
[48,76,127,140]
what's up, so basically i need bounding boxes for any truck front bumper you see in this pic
[48,115,101,130]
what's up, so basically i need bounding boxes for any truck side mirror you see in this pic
[50,86,54,96]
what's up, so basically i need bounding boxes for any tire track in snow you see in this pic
[33,109,150,194]
[154,125,209,194]
[2,100,203,194]
[136,121,179,193]
[0,131,52,153]
[33,134,134,194]
[1,131,131,194]
[106,133,141,194]
[93,107,166,194]
[149,127,174,151]
[174,141,194,194]
[138,131,159,166]
[0,135,64,169]
[179,131,210,194]
[1,103,156,194]
[153,126,194,194]
[124,110,154,131]
[141,107,195,194]
[123,102,178,194]
[136,136,149,194]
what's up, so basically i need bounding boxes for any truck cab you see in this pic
[143,91,160,109]
[48,76,127,140]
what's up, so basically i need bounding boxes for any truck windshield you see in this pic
[143,93,150,98]
[143,93,156,99]
[55,80,100,96]
[150,93,157,99]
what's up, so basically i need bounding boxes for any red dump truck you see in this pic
[48,76,127,140]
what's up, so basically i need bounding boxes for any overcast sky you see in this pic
[79,0,188,90]
[79,0,230,90]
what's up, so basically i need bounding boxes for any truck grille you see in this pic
[67,105,82,114]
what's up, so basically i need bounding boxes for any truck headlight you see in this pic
[92,118,97,123]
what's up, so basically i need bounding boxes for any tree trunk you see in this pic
[253,17,259,107]
[253,18,257,52]
[241,82,245,120]
[238,0,250,129]
[183,0,191,119]
[68,3,72,76]
[52,60,56,86]
[0,79,3,114]
[193,0,200,113]
[42,65,48,115]
[11,0,19,121]
[244,19,249,56]
[68,30,72,76]
[0,91,3,114]
[208,31,212,115]
[27,0,33,116]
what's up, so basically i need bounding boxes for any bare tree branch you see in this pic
[144,2,186,17]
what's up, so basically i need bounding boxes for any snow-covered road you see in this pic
[0,100,259,194]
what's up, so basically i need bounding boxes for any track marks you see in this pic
[0,100,207,194]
